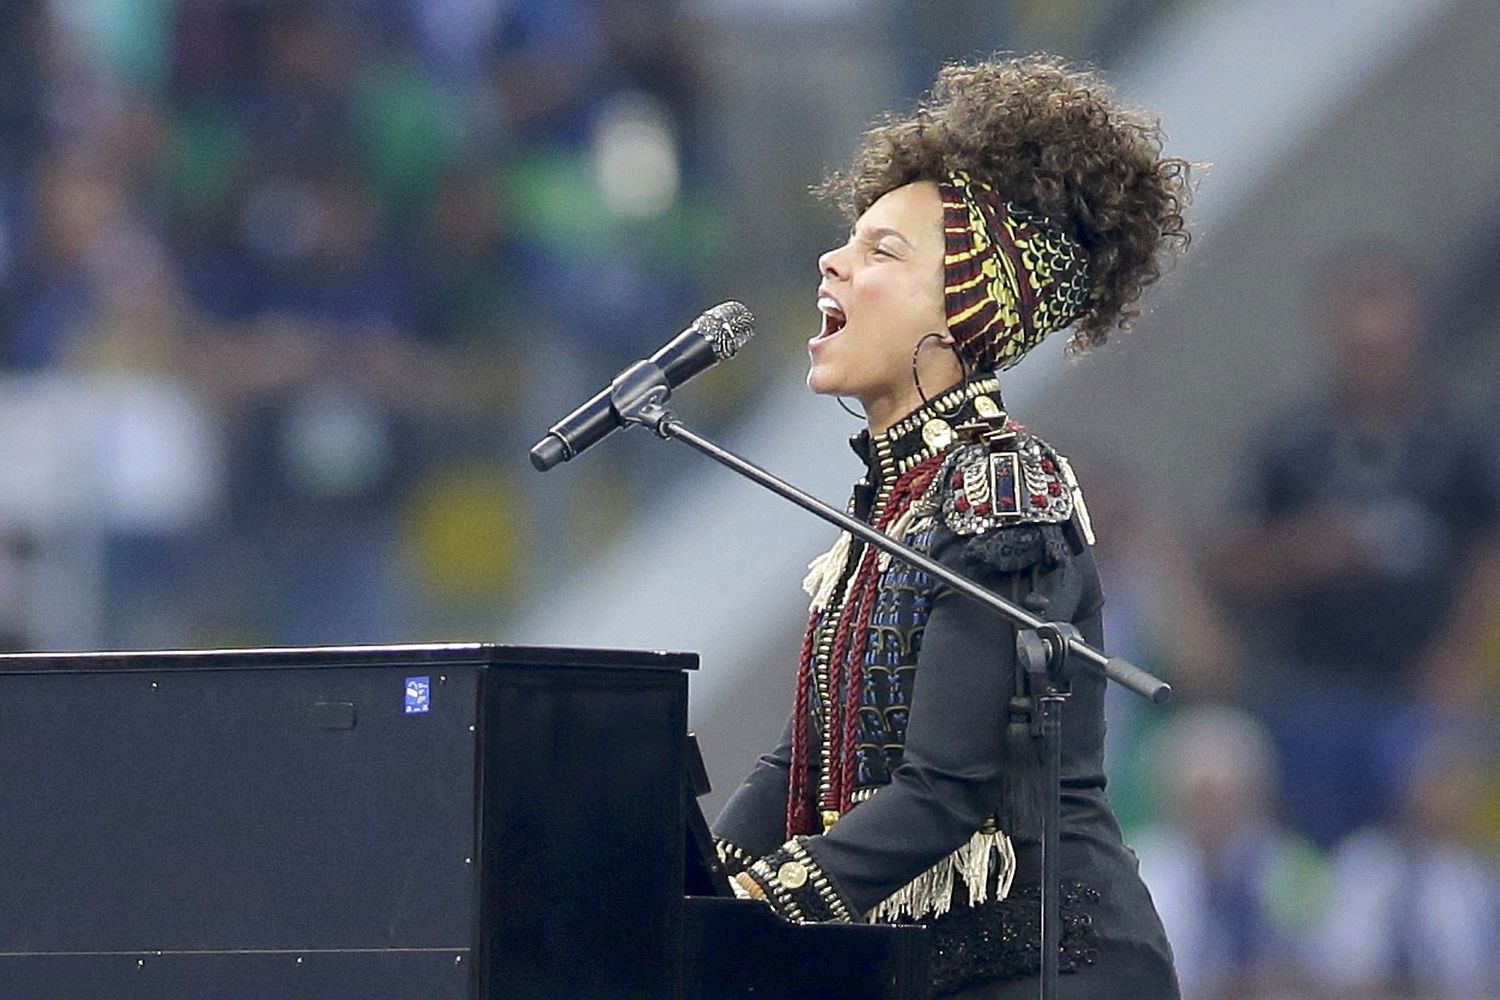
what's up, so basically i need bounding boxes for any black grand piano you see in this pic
[0,644,928,999]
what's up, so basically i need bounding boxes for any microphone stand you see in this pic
[605,365,1171,1000]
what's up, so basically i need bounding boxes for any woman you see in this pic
[711,55,1191,998]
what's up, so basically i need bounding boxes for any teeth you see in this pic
[815,294,847,343]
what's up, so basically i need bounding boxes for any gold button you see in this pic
[974,395,1001,419]
[821,810,841,831]
[922,418,954,451]
[777,861,809,889]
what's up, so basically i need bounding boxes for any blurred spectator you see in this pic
[1135,706,1328,999]
[1084,459,1241,831]
[0,1,49,177]
[1310,735,1500,997]
[1212,246,1500,850]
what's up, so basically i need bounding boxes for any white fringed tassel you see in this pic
[805,506,931,609]
[876,506,920,571]
[868,830,1017,923]
[803,531,854,614]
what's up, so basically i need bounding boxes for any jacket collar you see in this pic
[848,373,1005,489]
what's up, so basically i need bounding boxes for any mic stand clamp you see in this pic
[1014,622,1080,1000]
[608,361,673,426]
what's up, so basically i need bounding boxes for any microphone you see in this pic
[529,301,754,471]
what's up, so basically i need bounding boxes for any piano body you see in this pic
[0,643,928,999]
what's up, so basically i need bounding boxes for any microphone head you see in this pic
[695,301,754,361]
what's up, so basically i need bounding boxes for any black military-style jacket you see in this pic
[711,375,1164,995]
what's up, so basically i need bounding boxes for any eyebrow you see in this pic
[854,226,915,249]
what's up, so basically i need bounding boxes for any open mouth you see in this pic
[815,294,847,342]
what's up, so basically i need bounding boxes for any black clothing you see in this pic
[713,377,1178,997]
[1249,399,1500,684]
[1242,396,1500,848]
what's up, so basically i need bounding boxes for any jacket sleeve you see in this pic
[737,519,1090,920]
[709,710,797,873]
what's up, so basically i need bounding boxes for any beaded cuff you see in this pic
[713,838,756,877]
[741,838,856,924]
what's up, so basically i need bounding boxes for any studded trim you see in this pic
[851,374,1006,484]
[714,838,756,877]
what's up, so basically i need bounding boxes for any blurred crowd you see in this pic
[0,0,731,648]
[1103,249,1500,997]
[1,2,1497,998]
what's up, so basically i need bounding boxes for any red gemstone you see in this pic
[1031,494,1048,507]
[1000,496,1016,508]
[1048,481,1062,496]
[1041,459,1056,473]
[974,501,992,516]
[951,472,964,488]
[955,495,971,513]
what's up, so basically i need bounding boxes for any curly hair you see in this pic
[820,54,1192,352]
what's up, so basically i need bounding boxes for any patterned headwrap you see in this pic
[939,170,1091,371]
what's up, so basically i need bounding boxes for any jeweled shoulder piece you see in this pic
[940,429,1077,536]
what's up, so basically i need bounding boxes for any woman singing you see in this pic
[711,55,1191,998]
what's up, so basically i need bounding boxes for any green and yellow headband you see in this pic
[938,170,1091,371]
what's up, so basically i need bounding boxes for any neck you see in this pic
[861,339,967,435]
[861,384,930,437]
[861,365,967,437]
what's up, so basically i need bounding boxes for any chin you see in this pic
[806,362,848,398]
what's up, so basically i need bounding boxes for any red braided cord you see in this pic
[833,456,947,816]
[835,460,939,811]
[820,546,872,813]
[787,454,947,833]
[786,610,821,837]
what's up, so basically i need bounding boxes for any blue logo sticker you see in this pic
[405,676,431,715]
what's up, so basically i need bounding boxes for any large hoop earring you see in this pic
[912,333,970,412]
[836,397,865,420]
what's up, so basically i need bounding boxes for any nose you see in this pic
[819,242,849,280]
